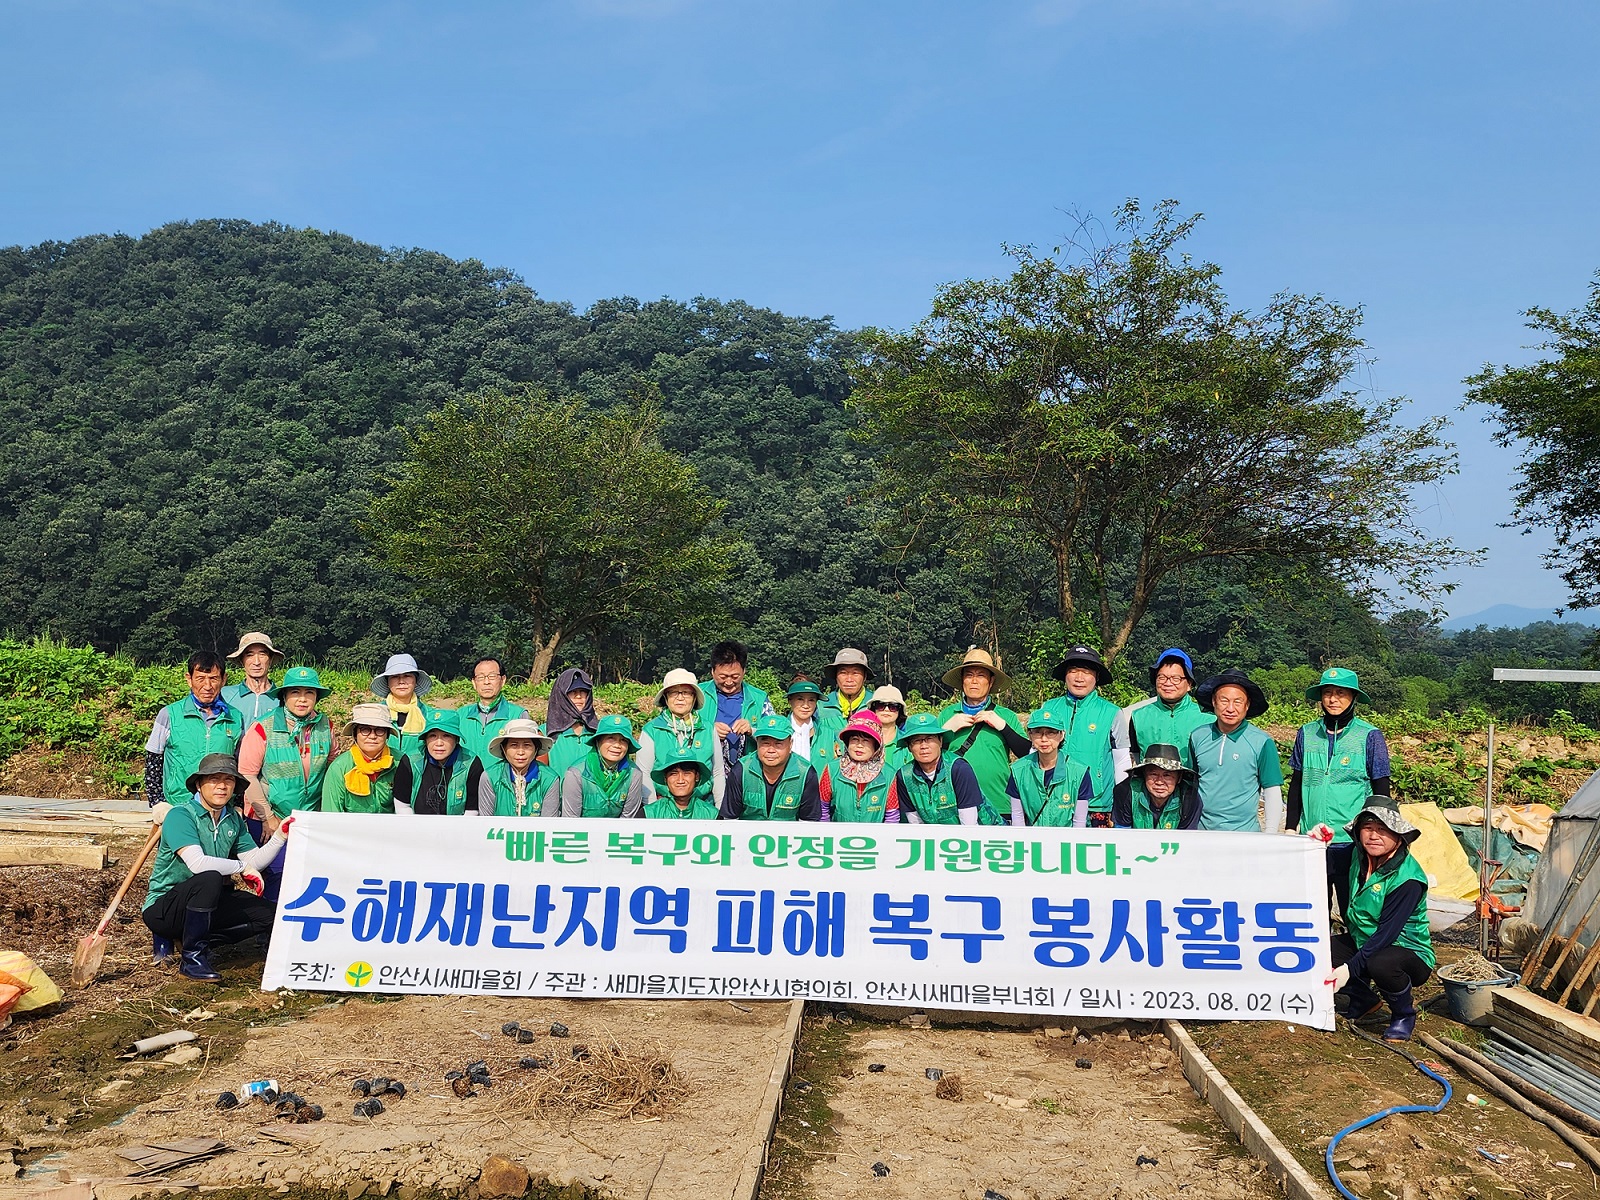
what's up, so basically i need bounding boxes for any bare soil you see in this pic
[0,749,114,800]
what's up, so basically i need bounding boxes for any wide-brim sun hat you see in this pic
[837,711,885,747]
[654,746,712,783]
[587,713,641,754]
[899,711,948,743]
[941,645,1012,693]
[754,713,795,741]
[1345,800,1420,845]
[654,668,704,710]
[1051,645,1111,688]
[822,647,876,688]
[1305,666,1371,706]
[1129,742,1194,779]
[488,718,554,760]
[342,702,398,737]
[371,652,433,699]
[228,631,285,661]
[1148,648,1196,688]
[185,752,247,795]
[1195,669,1269,720]
[270,665,331,701]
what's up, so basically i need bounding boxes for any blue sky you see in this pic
[5,0,1597,619]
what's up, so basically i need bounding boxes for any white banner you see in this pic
[262,812,1334,1028]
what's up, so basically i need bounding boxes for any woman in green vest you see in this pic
[1325,800,1434,1042]
[322,704,400,814]
[479,717,557,817]
[1043,646,1120,825]
[819,712,901,822]
[785,677,823,762]
[813,648,876,770]
[238,666,336,819]
[645,747,721,819]
[938,646,1029,817]
[637,668,722,807]
[1289,667,1393,841]
[371,652,434,762]
[1005,705,1095,826]
[394,708,483,816]
[556,714,647,817]
[869,685,911,771]
[1111,743,1202,829]
[545,668,599,780]
[896,712,1002,825]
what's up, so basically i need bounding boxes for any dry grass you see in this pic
[506,1037,690,1119]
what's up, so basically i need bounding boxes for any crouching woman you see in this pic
[142,754,286,983]
[1326,800,1435,1042]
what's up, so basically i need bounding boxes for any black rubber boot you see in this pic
[1381,986,1417,1041]
[1336,977,1383,1022]
[151,933,175,965]
[179,907,223,983]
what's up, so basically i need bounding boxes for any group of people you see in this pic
[137,632,1431,1042]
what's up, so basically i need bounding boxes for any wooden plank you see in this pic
[729,999,805,1200]
[1493,987,1600,1049]
[0,819,125,835]
[0,844,106,869]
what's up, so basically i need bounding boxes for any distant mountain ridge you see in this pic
[1442,604,1596,632]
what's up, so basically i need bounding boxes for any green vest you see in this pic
[645,796,721,820]
[258,708,335,817]
[385,701,435,764]
[643,713,716,804]
[1129,694,1210,770]
[828,765,894,823]
[740,753,809,820]
[1044,690,1119,811]
[897,754,1005,826]
[1009,753,1089,827]
[486,760,556,818]
[1128,778,1182,830]
[457,698,528,765]
[548,727,591,780]
[1300,716,1377,841]
[937,702,1023,814]
[1346,848,1435,970]
[403,749,476,815]
[698,681,770,727]
[812,687,875,768]
[321,749,397,814]
[143,795,256,910]
[160,697,245,807]
[577,759,636,818]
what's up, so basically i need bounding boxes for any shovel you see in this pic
[71,823,162,988]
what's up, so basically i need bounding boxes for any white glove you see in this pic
[150,801,173,826]
[1331,964,1351,991]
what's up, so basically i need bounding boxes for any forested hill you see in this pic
[0,218,1416,691]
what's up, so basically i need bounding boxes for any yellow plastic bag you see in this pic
[1400,801,1480,901]
[0,950,63,1012]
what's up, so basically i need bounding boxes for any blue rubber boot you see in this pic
[1336,977,1383,1022]
[1382,987,1417,1041]
[178,908,222,984]
[151,933,175,965]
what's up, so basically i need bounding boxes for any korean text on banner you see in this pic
[262,813,1334,1029]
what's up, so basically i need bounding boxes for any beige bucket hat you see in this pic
[488,718,554,759]
[940,645,1011,693]
[654,668,704,710]
[342,702,398,737]
[228,631,284,661]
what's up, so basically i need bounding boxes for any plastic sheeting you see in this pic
[1400,802,1481,901]
[1526,768,1600,943]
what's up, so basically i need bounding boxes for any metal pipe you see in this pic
[1438,1036,1600,1134]
[1481,1046,1600,1118]
[1485,1033,1600,1107]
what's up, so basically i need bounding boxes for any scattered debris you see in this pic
[549,1021,570,1038]
[512,1037,689,1119]
[1439,952,1506,982]
[517,1056,550,1071]
[240,1078,279,1101]
[350,1078,372,1096]
[1074,1058,1093,1069]
[382,1080,406,1098]
[501,1021,521,1036]
[935,1073,964,1101]
[516,1028,536,1044]
[128,1029,196,1056]
[162,1044,203,1065]
[872,1161,891,1177]
[728,1000,752,1013]
[353,1098,386,1118]
[451,1075,476,1098]
[1136,1153,1159,1168]
[983,1191,1009,1200]
[1475,1148,1507,1164]
[925,1067,944,1081]
[793,1078,813,1093]
[117,1137,228,1177]
[1466,1093,1488,1107]
[867,1063,887,1073]
[572,1044,591,1061]
[214,1091,239,1111]
[480,1153,531,1199]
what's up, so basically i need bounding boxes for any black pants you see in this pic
[1331,933,1431,993]
[141,872,278,943]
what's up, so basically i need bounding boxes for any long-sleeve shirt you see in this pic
[721,762,823,820]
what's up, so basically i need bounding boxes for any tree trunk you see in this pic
[528,629,564,684]
[1052,539,1076,630]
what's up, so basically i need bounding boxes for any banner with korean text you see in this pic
[262,812,1335,1029]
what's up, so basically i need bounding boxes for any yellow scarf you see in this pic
[344,744,394,796]
[839,691,866,718]
[387,698,425,734]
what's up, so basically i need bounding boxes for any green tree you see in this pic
[853,200,1469,661]
[367,387,733,682]
[1467,277,1600,609]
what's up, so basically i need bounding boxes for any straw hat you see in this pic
[941,645,1011,692]
[488,718,553,760]
[371,653,433,698]
[654,668,704,710]
[228,631,284,661]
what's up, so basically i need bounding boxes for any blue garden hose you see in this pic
[1325,1024,1453,1200]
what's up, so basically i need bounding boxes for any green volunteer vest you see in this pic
[143,795,256,910]
[1346,848,1435,970]
[699,681,770,728]
[937,701,1023,813]
[897,754,1005,826]
[643,713,715,804]
[739,753,809,820]
[321,749,397,814]
[403,748,476,815]
[258,708,335,817]
[486,760,556,817]
[1010,753,1089,827]
[160,697,245,806]
[1129,694,1209,770]
[577,759,636,818]
[813,687,875,768]
[548,727,591,780]
[457,698,528,765]
[828,765,894,823]
[1128,778,1182,830]
[1300,716,1378,841]
[1045,690,1119,812]
[645,796,721,820]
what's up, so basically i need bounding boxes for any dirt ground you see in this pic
[760,1010,1279,1200]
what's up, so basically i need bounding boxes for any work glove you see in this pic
[237,869,265,897]
[150,801,173,826]
[1330,963,1351,991]
[1306,823,1335,845]
[277,814,297,838]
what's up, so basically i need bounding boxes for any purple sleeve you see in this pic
[1366,728,1391,780]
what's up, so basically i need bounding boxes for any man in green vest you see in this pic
[701,640,774,772]
[722,714,822,820]
[938,646,1029,816]
[480,717,558,817]
[814,648,876,769]
[898,711,1001,825]
[646,748,722,820]
[1042,646,1120,825]
[556,714,647,817]
[1288,667,1393,841]
[145,651,245,812]
[457,657,528,767]
[1191,669,1285,833]
[393,708,483,815]
[1111,743,1203,829]
[222,631,283,727]
[1005,705,1095,826]
[1325,800,1435,1042]
[322,704,400,814]
[1114,648,1209,777]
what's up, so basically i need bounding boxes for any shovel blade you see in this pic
[70,932,107,988]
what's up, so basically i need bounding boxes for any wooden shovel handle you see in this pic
[91,823,163,939]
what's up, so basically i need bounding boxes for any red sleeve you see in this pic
[885,777,901,816]
[818,767,832,805]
